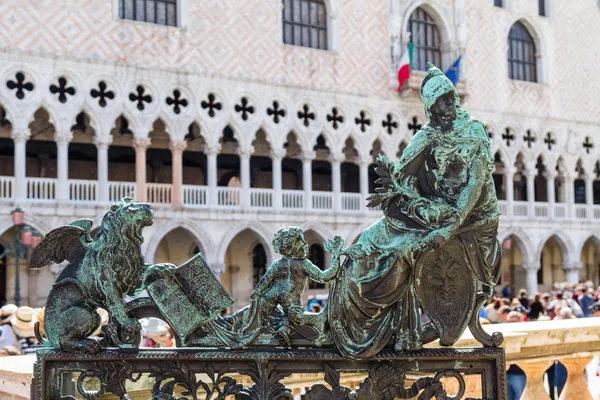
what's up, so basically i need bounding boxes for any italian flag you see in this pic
[397,43,414,92]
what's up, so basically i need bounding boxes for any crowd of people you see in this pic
[483,281,600,325]
[487,282,600,400]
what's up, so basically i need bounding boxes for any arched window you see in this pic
[508,22,537,82]
[282,0,328,50]
[252,244,268,287]
[308,244,325,289]
[119,0,177,26]
[408,8,442,71]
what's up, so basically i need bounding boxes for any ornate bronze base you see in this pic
[32,347,506,400]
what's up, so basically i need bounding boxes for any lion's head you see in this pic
[87,198,154,296]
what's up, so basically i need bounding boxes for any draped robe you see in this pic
[327,110,502,359]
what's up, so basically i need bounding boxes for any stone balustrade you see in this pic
[2,318,600,399]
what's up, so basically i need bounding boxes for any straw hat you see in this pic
[9,306,35,338]
[0,303,17,320]
[35,308,45,338]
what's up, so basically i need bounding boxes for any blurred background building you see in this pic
[0,0,598,309]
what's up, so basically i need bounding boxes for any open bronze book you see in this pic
[145,253,234,343]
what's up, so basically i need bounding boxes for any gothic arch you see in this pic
[300,221,335,244]
[144,219,215,265]
[0,214,51,239]
[216,220,275,265]
[498,228,535,265]
[537,232,576,264]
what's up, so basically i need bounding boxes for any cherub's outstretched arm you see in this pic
[304,236,345,283]
[304,257,340,284]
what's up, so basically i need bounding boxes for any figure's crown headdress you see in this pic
[420,62,458,112]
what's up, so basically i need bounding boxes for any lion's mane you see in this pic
[83,203,146,296]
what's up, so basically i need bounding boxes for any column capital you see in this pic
[94,135,113,149]
[523,262,541,271]
[328,152,345,164]
[205,143,221,157]
[11,128,30,143]
[169,139,188,153]
[302,151,316,162]
[210,262,227,275]
[584,173,596,183]
[238,146,254,159]
[355,154,372,167]
[133,137,151,150]
[545,170,558,180]
[270,148,286,160]
[55,133,73,146]
[504,166,517,177]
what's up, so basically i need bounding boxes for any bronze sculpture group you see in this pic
[30,64,503,363]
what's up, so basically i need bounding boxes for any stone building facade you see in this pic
[0,0,599,308]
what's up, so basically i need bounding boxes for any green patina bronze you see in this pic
[29,198,154,353]
[30,63,502,361]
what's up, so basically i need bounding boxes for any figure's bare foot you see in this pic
[62,338,102,354]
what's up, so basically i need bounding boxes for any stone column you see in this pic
[206,145,219,206]
[565,174,575,219]
[564,261,581,284]
[358,157,370,212]
[519,360,553,400]
[303,151,315,211]
[170,140,187,206]
[505,167,515,217]
[330,153,343,211]
[12,129,29,201]
[239,148,252,208]
[585,173,594,217]
[133,138,151,202]
[271,149,284,210]
[524,262,540,294]
[546,171,556,218]
[558,356,594,400]
[95,136,112,203]
[55,134,72,202]
[526,170,536,216]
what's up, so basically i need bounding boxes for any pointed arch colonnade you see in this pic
[0,57,599,306]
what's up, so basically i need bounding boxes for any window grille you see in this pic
[408,8,442,71]
[119,0,177,27]
[507,22,537,82]
[282,0,328,50]
[538,0,546,16]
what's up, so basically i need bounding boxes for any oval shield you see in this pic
[415,239,476,346]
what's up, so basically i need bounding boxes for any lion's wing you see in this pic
[68,219,93,243]
[29,226,87,270]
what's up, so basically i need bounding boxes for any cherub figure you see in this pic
[209,227,350,348]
